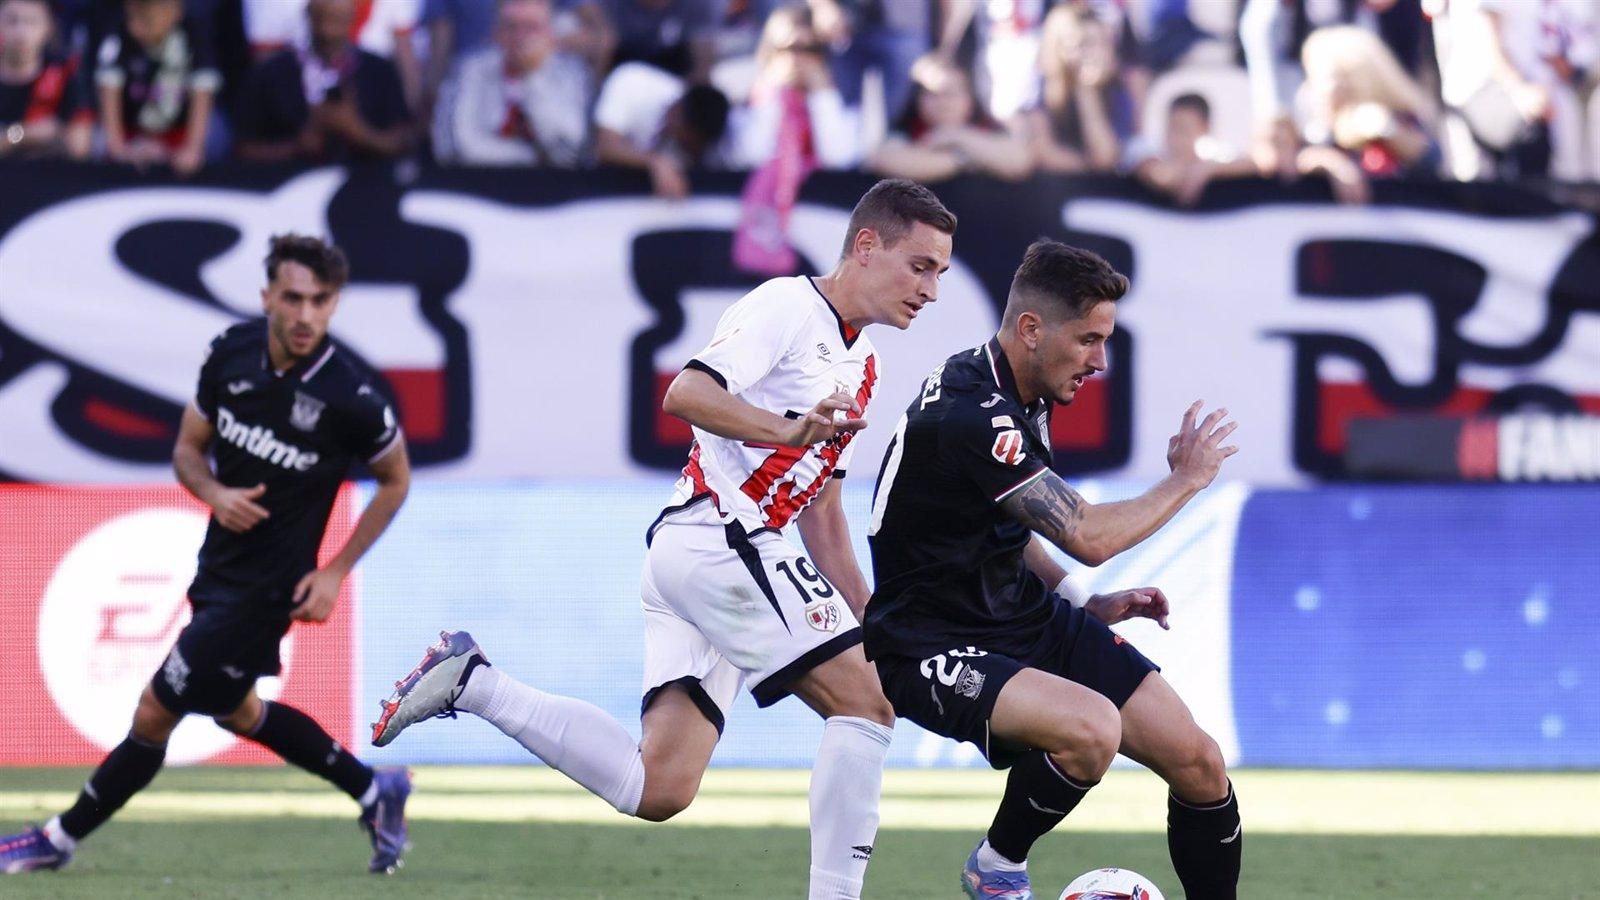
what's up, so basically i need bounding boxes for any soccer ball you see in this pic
[1058,867,1166,900]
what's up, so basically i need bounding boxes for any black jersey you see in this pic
[188,320,400,609]
[865,337,1059,660]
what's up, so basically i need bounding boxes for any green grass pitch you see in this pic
[1,766,1594,898]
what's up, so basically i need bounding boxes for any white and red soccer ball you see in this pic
[1059,867,1166,900]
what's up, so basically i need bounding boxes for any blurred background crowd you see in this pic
[1,0,1596,203]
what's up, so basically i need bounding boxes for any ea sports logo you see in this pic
[36,508,292,764]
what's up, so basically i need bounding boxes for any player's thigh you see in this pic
[1116,671,1227,796]
[990,667,1120,755]
[214,687,265,734]
[647,523,860,710]
[788,642,893,724]
[874,647,1023,767]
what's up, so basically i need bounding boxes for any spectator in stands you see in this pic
[1299,25,1436,179]
[935,0,1049,123]
[1240,0,1427,125]
[1250,109,1371,204]
[580,0,715,83]
[727,3,857,170]
[243,0,422,110]
[594,60,729,195]
[95,0,221,174]
[234,0,415,162]
[1128,93,1256,205]
[1022,4,1135,174]
[432,0,591,166]
[1435,0,1596,181]
[0,0,91,159]
[813,0,930,129]
[866,53,1031,182]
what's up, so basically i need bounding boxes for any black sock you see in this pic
[58,735,167,840]
[1167,782,1241,900]
[245,701,373,802]
[986,751,1096,863]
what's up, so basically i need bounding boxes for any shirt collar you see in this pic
[984,336,1047,418]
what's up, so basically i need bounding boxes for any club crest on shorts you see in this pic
[954,665,986,699]
[290,391,325,431]
[805,599,841,633]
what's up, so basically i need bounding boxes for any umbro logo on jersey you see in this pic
[816,342,831,358]
[216,406,320,471]
[980,393,1004,408]
[227,380,253,395]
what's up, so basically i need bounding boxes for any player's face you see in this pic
[861,221,952,330]
[1034,300,1115,405]
[262,261,340,363]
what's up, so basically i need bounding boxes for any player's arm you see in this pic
[1025,535,1170,628]
[1000,402,1237,566]
[662,368,865,448]
[172,403,271,533]
[795,477,872,620]
[292,438,411,622]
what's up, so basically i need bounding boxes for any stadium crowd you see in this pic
[1,0,1596,202]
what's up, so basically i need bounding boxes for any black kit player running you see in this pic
[865,240,1243,900]
[0,235,415,877]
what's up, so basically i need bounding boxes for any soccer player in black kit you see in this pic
[0,235,415,876]
[865,240,1242,900]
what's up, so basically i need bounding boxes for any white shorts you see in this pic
[640,520,862,729]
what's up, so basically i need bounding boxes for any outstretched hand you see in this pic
[1086,587,1170,630]
[1166,401,1238,491]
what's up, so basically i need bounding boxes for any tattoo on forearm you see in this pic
[1008,474,1084,545]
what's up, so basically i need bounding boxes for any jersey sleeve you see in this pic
[938,400,1048,504]
[192,330,228,421]
[686,288,805,396]
[345,383,404,463]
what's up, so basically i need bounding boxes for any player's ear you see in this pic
[1017,310,1042,350]
[852,227,876,263]
[259,286,271,313]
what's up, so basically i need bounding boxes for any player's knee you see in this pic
[1179,732,1229,800]
[130,690,180,744]
[832,691,895,727]
[1046,696,1119,780]
[636,779,697,822]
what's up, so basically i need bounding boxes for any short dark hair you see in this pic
[1170,92,1210,123]
[679,84,731,145]
[840,179,957,259]
[1003,239,1128,324]
[264,233,350,288]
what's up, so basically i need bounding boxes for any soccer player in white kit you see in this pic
[372,180,957,899]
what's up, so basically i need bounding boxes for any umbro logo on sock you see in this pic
[851,844,874,860]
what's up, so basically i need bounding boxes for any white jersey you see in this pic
[657,275,879,534]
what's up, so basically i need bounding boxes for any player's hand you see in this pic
[789,391,866,446]
[1166,401,1238,491]
[290,566,344,622]
[211,483,270,533]
[1086,587,1170,630]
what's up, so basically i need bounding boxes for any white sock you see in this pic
[357,779,379,808]
[42,816,76,853]
[977,839,1027,872]
[457,666,644,816]
[808,716,894,900]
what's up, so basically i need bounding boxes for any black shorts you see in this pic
[149,599,292,716]
[874,600,1159,769]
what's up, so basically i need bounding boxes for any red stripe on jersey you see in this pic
[759,353,878,528]
[351,0,377,43]
[684,441,720,510]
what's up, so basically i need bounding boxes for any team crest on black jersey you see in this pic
[290,392,325,431]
